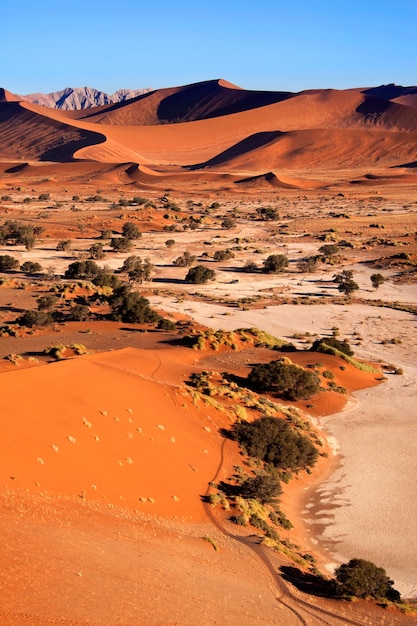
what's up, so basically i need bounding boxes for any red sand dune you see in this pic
[0,347,233,520]
[2,79,417,187]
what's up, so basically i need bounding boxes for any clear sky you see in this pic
[2,0,416,95]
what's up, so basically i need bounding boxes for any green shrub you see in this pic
[335,559,400,601]
[0,255,19,271]
[173,251,196,267]
[238,471,282,504]
[185,265,216,284]
[248,360,320,400]
[157,318,176,331]
[20,261,42,274]
[232,417,318,471]
[122,221,142,240]
[310,337,353,357]
[262,254,288,274]
[108,286,160,324]
[65,260,102,280]
[16,310,54,328]
[213,249,235,262]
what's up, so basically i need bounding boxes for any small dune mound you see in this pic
[235,171,300,189]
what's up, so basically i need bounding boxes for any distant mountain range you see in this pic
[20,86,152,110]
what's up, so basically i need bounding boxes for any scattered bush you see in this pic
[248,360,320,400]
[67,304,90,321]
[242,261,258,273]
[122,221,142,240]
[108,286,160,324]
[333,270,359,297]
[110,237,134,253]
[262,254,288,274]
[56,239,71,252]
[157,318,176,331]
[173,251,196,267]
[0,255,19,271]
[65,260,102,280]
[37,295,59,311]
[256,206,279,221]
[370,273,386,290]
[92,272,121,290]
[185,265,216,284]
[238,471,282,504]
[310,337,353,357]
[0,221,44,250]
[88,243,106,260]
[213,249,234,262]
[16,310,54,327]
[335,559,400,601]
[232,417,318,471]
[221,217,236,229]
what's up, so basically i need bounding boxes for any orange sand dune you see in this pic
[3,80,417,177]
[0,101,105,161]
[76,78,295,125]
[0,88,21,103]
[0,347,234,520]
[196,127,417,171]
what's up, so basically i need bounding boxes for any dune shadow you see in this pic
[186,131,284,169]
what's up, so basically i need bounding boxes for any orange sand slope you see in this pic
[0,347,230,520]
[1,79,417,177]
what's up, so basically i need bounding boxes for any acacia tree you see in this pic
[232,417,318,471]
[185,265,216,284]
[122,221,142,240]
[370,273,386,290]
[248,360,320,400]
[333,270,359,297]
[335,559,400,601]
[262,254,288,274]
[238,471,282,504]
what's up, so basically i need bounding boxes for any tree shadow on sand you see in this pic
[280,566,336,598]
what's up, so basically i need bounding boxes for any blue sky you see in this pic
[2,0,416,94]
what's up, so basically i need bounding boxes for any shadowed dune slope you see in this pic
[191,127,417,171]
[77,78,296,125]
[0,101,106,161]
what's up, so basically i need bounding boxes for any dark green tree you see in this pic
[20,261,42,274]
[335,559,400,601]
[370,273,386,290]
[122,221,142,240]
[248,360,320,400]
[238,470,282,504]
[0,255,19,271]
[232,417,318,471]
[65,260,102,280]
[333,270,359,297]
[262,254,288,274]
[110,237,134,253]
[108,286,160,324]
[185,265,216,284]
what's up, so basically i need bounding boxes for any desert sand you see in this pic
[0,78,416,624]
